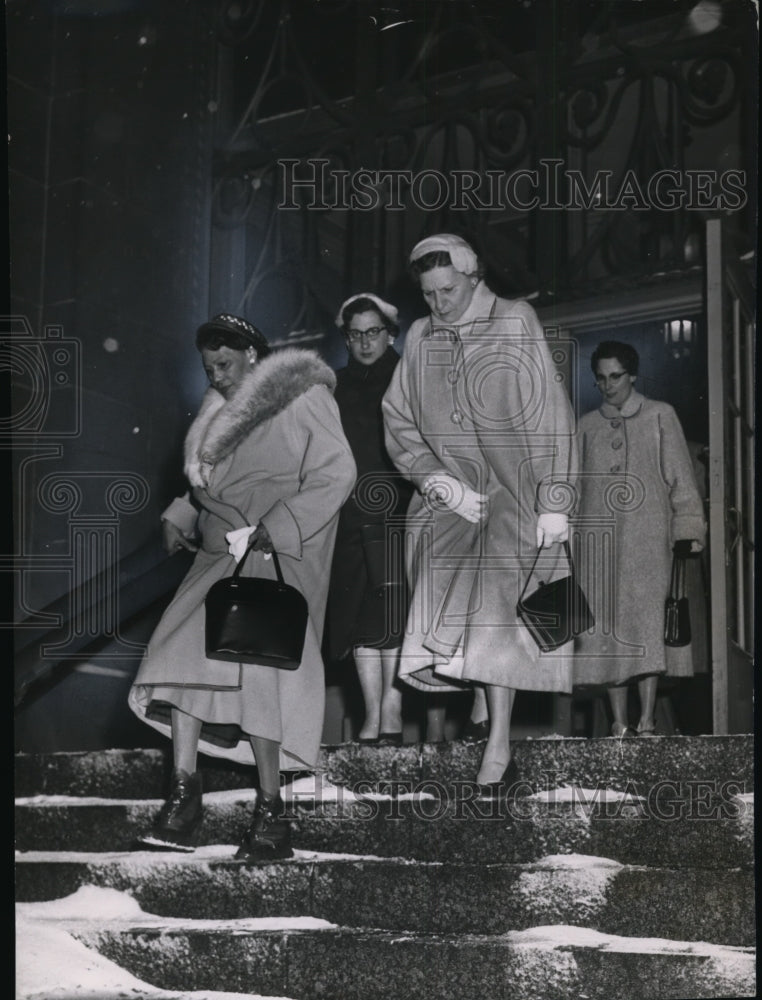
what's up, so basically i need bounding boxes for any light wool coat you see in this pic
[129,349,356,770]
[382,282,578,693]
[572,390,706,684]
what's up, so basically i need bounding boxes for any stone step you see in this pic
[14,735,754,799]
[15,784,754,868]
[15,847,755,947]
[30,911,757,1000]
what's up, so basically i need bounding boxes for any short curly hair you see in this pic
[591,340,639,376]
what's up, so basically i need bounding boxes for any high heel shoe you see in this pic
[461,718,490,743]
[477,757,520,801]
[378,731,403,746]
[636,719,658,737]
[611,721,638,738]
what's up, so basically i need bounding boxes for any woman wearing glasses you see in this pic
[326,294,413,744]
[573,341,705,736]
[382,234,577,793]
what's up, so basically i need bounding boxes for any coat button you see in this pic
[610,419,621,428]
[448,371,459,384]
[611,438,623,450]
[610,464,621,473]
[451,410,464,423]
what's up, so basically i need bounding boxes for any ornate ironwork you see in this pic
[207,0,756,348]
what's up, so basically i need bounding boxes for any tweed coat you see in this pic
[572,390,706,685]
[128,348,356,771]
[381,281,578,693]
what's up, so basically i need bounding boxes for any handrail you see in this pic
[13,546,193,705]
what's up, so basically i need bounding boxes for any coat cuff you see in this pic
[259,500,303,559]
[671,513,706,544]
[161,495,198,537]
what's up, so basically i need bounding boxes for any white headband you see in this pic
[409,234,478,275]
[335,293,399,329]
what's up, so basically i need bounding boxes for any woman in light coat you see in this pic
[129,313,355,858]
[382,235,577,793]
[573,340,705,736]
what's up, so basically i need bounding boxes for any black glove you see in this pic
[673,539,698,558]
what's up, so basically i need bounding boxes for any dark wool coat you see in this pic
[327,347,413,659]
[382,282,578,693]
[573,391,706,685]
[129,348,356,771]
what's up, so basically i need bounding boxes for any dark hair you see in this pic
[195,313,271,359]
[591,340,639,376]
[408,249,485,284]
[340,296,399,336]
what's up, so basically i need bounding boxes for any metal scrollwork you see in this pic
[210,0,753,325]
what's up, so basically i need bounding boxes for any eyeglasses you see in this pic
[346,326,387,343]
[594,371,628,388]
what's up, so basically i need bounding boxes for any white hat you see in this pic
[335,293,399,329]
[408,234,478,275]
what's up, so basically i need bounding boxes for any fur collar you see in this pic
[184,347,336,486]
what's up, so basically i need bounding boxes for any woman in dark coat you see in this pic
[327,294,412,744]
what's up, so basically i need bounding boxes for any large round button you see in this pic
[448,371,459,384]
[451,410,463,423]
[610,419,621,428]
[611,438,623,450]
[610,464,621,473]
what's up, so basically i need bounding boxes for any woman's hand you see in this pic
[536,513,569,547]
[248,523,274,553]
[162,519,199,555]
[226,523,274,562]
[423,472,489,524]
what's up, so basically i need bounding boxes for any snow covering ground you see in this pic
[18,878,755,1000]
[17,885,305,1000]
[16,773,755,999]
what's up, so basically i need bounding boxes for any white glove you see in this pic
[225,525,272,563]
[536,513,569,547]
[423,473,489,524]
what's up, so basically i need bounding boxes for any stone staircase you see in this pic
[15,736,756,1000]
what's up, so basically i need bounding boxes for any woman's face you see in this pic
[345,309,393,366]
[594,355,636,409]
[201,345,254,398]
[419,265,476,323]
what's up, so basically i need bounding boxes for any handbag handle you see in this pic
[231,532,285,585]
[518,539,575,603]
[668,551,687,601]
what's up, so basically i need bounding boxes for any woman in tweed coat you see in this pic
[573,340,706,736]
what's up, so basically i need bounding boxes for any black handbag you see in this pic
[516,540,594,652]
[664,548,691,647]
[205,538,308,669]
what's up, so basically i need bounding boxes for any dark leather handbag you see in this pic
[516,540,594,652]
[664,548,691,647]
[205,538,308,669]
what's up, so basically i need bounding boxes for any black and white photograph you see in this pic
[9,1,757,998]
